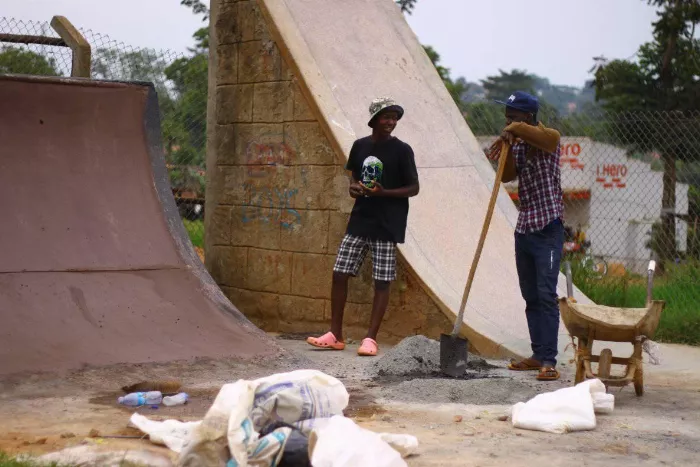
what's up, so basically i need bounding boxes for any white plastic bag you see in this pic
[378,433,420,457]
[177,370,348,467]
[129,413,201,453]
[511,379,613,434]
[309,415,407,467]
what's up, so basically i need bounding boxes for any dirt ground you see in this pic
[1,334,699,466]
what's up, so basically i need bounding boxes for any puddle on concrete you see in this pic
[344,386,386,419]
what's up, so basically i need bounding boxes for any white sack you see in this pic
[511,378,614,434]
[309,415,407,467]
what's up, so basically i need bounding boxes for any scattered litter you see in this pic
[641,337,662,365]
[377,432,419,458]
[129,413,200,453]
[118,390,163,407]
[163,392,189,406]
[38,445,173,467]
[511,379,614,434]
[129,369,418,466]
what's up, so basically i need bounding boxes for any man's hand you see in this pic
[486,140,501,161]
[501,130,517,146]
[486,138,505,161]
[486,131,517,161]
[361,181,384,197]
[349,181,364,198]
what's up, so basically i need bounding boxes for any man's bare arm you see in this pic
[362,181,420,198]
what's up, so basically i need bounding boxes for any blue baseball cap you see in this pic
[494,91,539,114]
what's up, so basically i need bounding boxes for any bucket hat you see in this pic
[367,97,404,127]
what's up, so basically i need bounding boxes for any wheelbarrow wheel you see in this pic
[598,348,613,379]
[634,367,644,396]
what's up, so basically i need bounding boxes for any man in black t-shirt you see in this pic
[307,97,420,356]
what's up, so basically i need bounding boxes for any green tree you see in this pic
[180,0,209,20]
[593,0,700,265]
[464,102,505,136]
[396,0,418,14]
[164,32,209,168]
[0,46,59,76]
[481,69,537,101]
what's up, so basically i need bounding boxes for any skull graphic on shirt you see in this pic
[361,156,383,188]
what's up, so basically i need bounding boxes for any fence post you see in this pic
[50,15,91,78]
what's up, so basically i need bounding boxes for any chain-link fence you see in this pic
[469,104,700,344]
[0,17,207,261]
[2,16,698,343]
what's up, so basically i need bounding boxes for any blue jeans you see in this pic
[514,218,564,367]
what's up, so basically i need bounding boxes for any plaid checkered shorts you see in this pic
[333,234,397,282]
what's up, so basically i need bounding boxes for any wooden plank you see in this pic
[50,16,91,78]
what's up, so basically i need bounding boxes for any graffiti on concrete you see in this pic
[240,131,302,229]
[242,183,301,229]
[245,133,296,177]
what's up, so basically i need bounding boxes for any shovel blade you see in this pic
[440,333,469,377]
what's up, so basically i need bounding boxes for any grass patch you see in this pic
[183,219,204,249]
[0,451,63,467]
[569,260,700,345]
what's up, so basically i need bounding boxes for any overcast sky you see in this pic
[4,0,662,88]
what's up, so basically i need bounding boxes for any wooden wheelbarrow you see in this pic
[559,260,665,396]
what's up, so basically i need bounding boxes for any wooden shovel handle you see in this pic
[452,140,511,336]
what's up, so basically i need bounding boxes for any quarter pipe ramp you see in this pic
[255,0,586,358]
[0,75,276,376]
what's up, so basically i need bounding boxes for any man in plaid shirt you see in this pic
[487,91,564,381]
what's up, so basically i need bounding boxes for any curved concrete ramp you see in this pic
[259,0,577,358]
[0,75,277,376]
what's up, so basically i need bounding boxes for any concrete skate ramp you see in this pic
[259,0,578,358]
[0,75,276,376]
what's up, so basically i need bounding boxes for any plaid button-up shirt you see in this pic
[513,141,564,234]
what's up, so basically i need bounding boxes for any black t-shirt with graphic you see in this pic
[344,136,419,244]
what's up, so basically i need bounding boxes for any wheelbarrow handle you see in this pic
[564,261,573,299]
[646,260,656,306]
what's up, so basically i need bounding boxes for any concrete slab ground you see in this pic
[1,335,698,466]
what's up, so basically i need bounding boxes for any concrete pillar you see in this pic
[206,0,453,343]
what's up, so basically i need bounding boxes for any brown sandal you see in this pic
[536,366,560,381]
[508,358,542,371]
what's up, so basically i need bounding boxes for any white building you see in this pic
[477,136,689,274]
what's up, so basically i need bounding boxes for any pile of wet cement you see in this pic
[370,335,495,378]
[369,335,543,404]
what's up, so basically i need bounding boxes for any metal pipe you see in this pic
[0,34,66,46]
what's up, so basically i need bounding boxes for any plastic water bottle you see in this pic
[162,392,189,406]
[118,391,163,407]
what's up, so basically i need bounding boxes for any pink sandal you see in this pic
[306,332,345,350]
[357,338,378,356]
